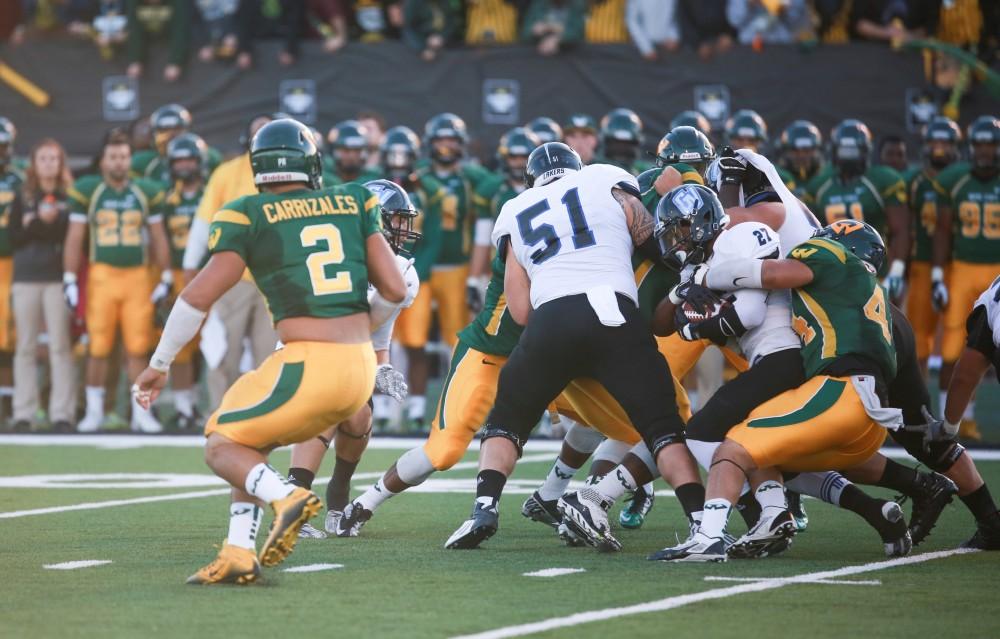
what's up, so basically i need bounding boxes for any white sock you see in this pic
[754,480,787,515]
[538,459,578,501]
[686,439,721,473]
[372,394,393,420]
[964,400,976,420]
[85,386,105,416]
[786,472,848,506]
[357,478,396,511]
[173,389,194,417]
[395,447,436,486]
[244,463,295,503]
[407,395,426,421]
[700,498,732,539]
[131,395,156,420]
[594,465,636,503]
[227,502,262,550]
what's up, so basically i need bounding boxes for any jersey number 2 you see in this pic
[301,224,353,296]
[516,187,596,264]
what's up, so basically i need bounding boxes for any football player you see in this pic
[878,135,910,173]
[640,125,714,213]
[906,116,962,372]
[131,104,222,187]
[562,113,598,164]
[526,116,563,145]
[324,119,382,186]
[724,109,768,153]
[598,108,651,174]
[930,115,1000,442]
[0,116,23,416]
[804,119,909,303]
[778,119,824,199]
[669,110,713,138]
[133,118,407,585]
[63,130,172,433]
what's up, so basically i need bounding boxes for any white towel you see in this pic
[851,375,903,431]
[585,285,626,327]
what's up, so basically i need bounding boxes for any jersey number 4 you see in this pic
[516,188,595,264]
[301,224,352,296]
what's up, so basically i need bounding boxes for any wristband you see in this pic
[943,420,960,437]
[63,271,77,285]
[160,270,174,285]
[704,257,764,291]
[931,266,945,283]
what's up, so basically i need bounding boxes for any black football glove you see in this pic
[717,146,747,186]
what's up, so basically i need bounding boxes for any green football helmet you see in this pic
[0,117,15,168]
[364,179,421,256]
[814,219,886,273]
[779,119,823,180]
[327,119,369,175]
[725,109,768,150]
[654,184,729,271]
[921,115,962,170]
[150,103,192,152]
[250,118,323,190]
[830,118,873,178]
[655,126,716,176]
[600,107,644,165]
[497,127,541,181]
[166,132,208,180]
[425,112,468,164]
[669,110,712,137]
[380,126,421,179]
[527,117,563,144]
[967,115,1000,172]
[562,113,598,136]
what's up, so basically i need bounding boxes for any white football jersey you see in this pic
[973,275,1000,349]
[492,164,639,308]
[777,198,822,256]
[709,221,800,364]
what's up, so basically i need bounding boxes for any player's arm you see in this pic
[370,255,419,330]
[502,238,532,325]
[700,256,813,292]
[367,232,406,304]
[885,202,909,271]
[611,185,661,261]
[945,347,990,430]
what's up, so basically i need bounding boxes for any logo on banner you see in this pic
[905,89,938,133]
[483,79,520,126]
[279,80,318,125]
[102,76,139,122]
[694,85,730,129]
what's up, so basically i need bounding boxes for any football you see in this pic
[682,295,731,323]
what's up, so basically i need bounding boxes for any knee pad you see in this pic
[647,431,686,460]
[923,441,966,474]
[396,447,436,486]
[481,424,525,458]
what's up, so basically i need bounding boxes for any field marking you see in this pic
[523,568,586,578]
[703,576,881,586]
[450,548,978,639]
[283,563,344,573]
[43,560,112,570]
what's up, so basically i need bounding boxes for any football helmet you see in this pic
[525,142,583,188]
[921,116,962,170]
[967,115,1000,172]
[654,184,729,270]
[425,112,468,165]
[150,103,192,153]
[655,126,716,176]
[327,119,369,175]
[779,119,823,180]
[380,126,421,180]
[250,118,323,190]
[364,179,421,256]
[166,132,208,181]
[830,119,873,178]
[814,219,886,273]
[669,110,712,137]
[527,116,564,144]
[497,127,541,182]
[725,109,768,151]
[562,113,597,136]
[600,108,644,165]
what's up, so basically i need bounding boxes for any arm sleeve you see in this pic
[879,168,907,207]
[182,216,210,270]
[146,188,165,224]
[67,180,90,223]
[370,309,400,351]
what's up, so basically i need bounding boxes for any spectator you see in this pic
[194,0,238,61]
[125,0,191,82]
[12,0,97,43]
[626,0,680,60]
[677,0,734,59]
[83,1,129,57]
[403,0,461,61]
[465,0,520,45]
[357,109,387,170]
[8,139,75,433]
[350,0,404,42]
[586,0,628,44]
[521,0,586,56]
[236,0,306,69]
[726,0,812,46]
[850,0,923,45]
[813,0,851,43]
[935,0,986,47]
[307,0,350,53]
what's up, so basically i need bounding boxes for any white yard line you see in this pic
[450,548,979,639]
[283,563,343,573]
[523,568,586,578]
[43,560,112,570]
[703,576,881,586]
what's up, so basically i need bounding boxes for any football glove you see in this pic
[374,364,408,403]
[882,259,906,302]
[62,272,79,310]
[151,270,174,305]
[901,406,959,454]
[930,266,948,312]
[466,275,487,315]
[717,146,747,186]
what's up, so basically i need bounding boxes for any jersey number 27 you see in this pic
[516,187,595,264]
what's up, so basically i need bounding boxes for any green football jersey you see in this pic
[633,255,678,324]
[408,173,445,282]
[420,165,491,266]
[775,166,798,194]
[132,147,223,188]
[0,167,25,257]
[933,162,1000,263]
[906,166,950,262]
[806,165,906,239]
[788,236,897,381]
[321,166,383,188]
[209,183,382,323]
[68,175,165,267]
[163,185,203,269]
[640,163,704,217]
[473,174,524,222]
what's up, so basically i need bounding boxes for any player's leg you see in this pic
[394,283,432,429]
[168,270,202,429]
[907,261,935,373]
[286,426,335,539]
[11,282,42,429]
[122,267,161,433]
[0,257,14,420]
[522,418,605,528]
[80,264,119,432]
[186,486,264,586]
[939,261,990,440]
[329,402,374,536]
[206,281,255,411]
[433,265,470,348]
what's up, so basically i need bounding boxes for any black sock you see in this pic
[326,456,359,512]
[960,483,999,522]
[674,482,706,522]
[838,485,891,535]
[876,459,918,495]
[736,491,762,528]
[287,467,315,490]
[476,469,507,509]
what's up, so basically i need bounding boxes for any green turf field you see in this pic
[2,437,999,639]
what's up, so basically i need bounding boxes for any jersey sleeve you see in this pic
[67,176,95,223]
[141,180,166,223]
[787,237,848,288]
[491,200,517,254]
[711,222,781,261]
[208,196,253,260]
[873,166,906,207]
[357,185,384,238]
[930,164,963,207]
[473,174,504,220]
[592,163,639,196]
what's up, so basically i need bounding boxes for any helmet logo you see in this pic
[674,187,703,217]
[830,220,862,234]
[277,158,286,167]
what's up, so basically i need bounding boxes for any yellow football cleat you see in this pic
[186,541,261,585]
[259,487,322,567]
[959,419,982,442]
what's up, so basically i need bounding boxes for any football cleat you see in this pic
[557,489,621,552]
[325,510,343,535]
[728,509,797,559]
[649,529,727,562]
[186,541,261,585]
[619,483,655,529]
[556,522,588,547]
[786,490,808,531]
[130,408,163,434]
[175,409,203,431]
[878,501,912,557]
[961,511,1000,550]
[909,471,958,546]
[445,502,499,550]
[298,522,328,539]
[522,491,561,528]
[336,501,372,538]
[258,487,322,567]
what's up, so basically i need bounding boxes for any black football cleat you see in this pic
[908,472,958,546]
[962,511,1000,550]
[445,503,499,549]
[521,491,561,528]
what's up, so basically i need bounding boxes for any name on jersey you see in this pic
[262,195,360,224]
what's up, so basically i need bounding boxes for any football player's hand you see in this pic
[466,275,487,314]
[62,272,79,310]
[901,406,958,453]
[930,266,948,312]
[374,364,408,403]
[151,271,174,306]
[882,259,906,302]
[393,255,419,308]
[679,283,722,317]
[717,146,747,185]
[132,367,168,410]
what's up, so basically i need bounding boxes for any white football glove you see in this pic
[931,266,948,312]
[151,270,174,305]
[62,272,79,310]
[882,259,906,302]
[393,254,419,308]
[374,364,408,403]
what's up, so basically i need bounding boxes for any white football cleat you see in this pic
[648,529,728,562]
[728,509,797,559]
[131,408,163,433]
[325,510,343,535]
[557,489,621,552]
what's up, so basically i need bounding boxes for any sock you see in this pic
[877,459,919,496]
[357,477,397,511]
[594,466,636,503]
[407,395,426,422]
[227,502,262,550]
[675,482,707,522]
[736,491,761,528]
[326,456,359,512]
[131,395,156,421]
[287,467,315,490]
[372,394,393,420]
[700,498,732,539]
[586,473,606,486]
[85,386,105,416]
[244,463,295,503]
[960,483,999,522]
[838,485,891,534]
[475,469,506,511]
[963,400,976,420]
[538,459,578,501]
[173,389,194,417]
[755,480,788,515]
